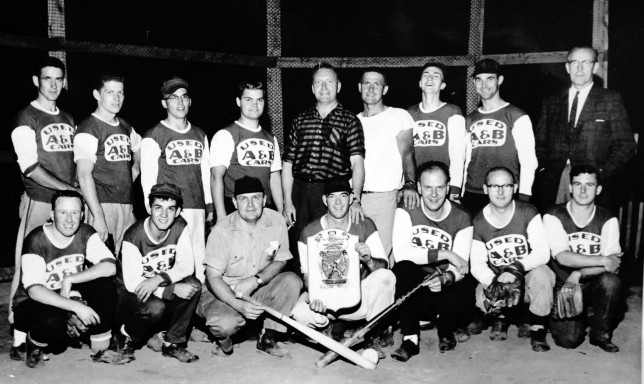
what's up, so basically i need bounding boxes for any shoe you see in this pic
[467,315,487,335]
[189,328,210,342]
[25,339,44,368]
[489,318,508,341]
[211,337,234,357]
[590,338,620,353]
[390,340,419,362]
[419,320,435,330]
[256,330,290,358]
[162,343,199,363]
[147,332,165,352]
[454,327,470,343]
[364,336,386,360]
[91,348,134,365]
[530,329,550,352]
[439,334,457,353]
[10,343,26,361]
[118,333,138,361]
[380,326,395,347]
[518,323,531,338]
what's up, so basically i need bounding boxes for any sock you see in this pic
[14,330,27,347]
[530,314,548,331]
[402,335,419,345]
[90,331,112,354]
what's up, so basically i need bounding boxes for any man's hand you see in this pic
[497,271,517,284]
[173,283,199,300]
[443,250,468,275]
[93,216,110,242]
[422,275,443,292]
[349,200,365,222]
[235,300,264,320]
[397,187,420,209]
[355,242,372,264]
[134,276,163,302]
[60,278,73,299]
[72,301,100,327]
[564,271,581,287]
[283,201,297,227]
[602,253,622,273]
[304,292,327,314]
[234,277,259,299]
[449,193,461,203]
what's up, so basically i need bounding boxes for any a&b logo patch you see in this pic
[413,120,446,146]
[165,140,203,165]
[45,254,85,290]
[470,119,506,148]
[104,134,131,161]
[568,231,601,255]
[236,138,274,167]
[142,245,177,277]
[41,123,74,152]
[411,225,452,250]
[486,235,528,266]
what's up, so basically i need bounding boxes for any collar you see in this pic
[421,199,452,222]
[569,82,594,98]
[320,214,352,232]
[234,120,262,132]
[31,100,60,115]
[161,119,191,133]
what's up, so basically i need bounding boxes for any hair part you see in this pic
[35,56,66,78]
[569,164,601,185]
[51,190,85,211]
[94,74,126,92]
[485,166,516,184]
[416,161,451,184]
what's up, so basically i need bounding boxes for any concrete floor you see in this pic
[0,282,641,384]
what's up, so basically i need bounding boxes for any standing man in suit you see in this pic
[535,46,636,212]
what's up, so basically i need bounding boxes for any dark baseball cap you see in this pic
[149,183,183,205]
[234,176,264,197]
[161,77,189,97]
[472,58,502,77]
[324,180,352,195]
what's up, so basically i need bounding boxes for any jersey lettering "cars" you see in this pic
[165,139,203,165]
[470,119,507,148]
[236,138,275,167]
[41,123,74,152]
[104,134,132,161]
[485,234,529,266]
[413,120,446,146]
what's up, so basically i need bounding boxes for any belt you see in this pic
[362,191,377,194]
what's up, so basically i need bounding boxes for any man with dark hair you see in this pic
[282,62,366,272]
[535,46,636,213]
[463,59,538,215]
[390,161,472,360]
[470,167,554,352]
[9,56,80,325]
[408,63,466,201]
[358,68,417,264]
[74,74,141,254]
[12,190,118,367]
[543,164,622,352]
[116,183,201,363]
[210,80,283,222]
[198,176,301,358]
[141,77,211,283]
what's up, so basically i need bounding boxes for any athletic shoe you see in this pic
[530,328,551,352]
[489,318,508,341]
[10,343,26,361]
[147,332,164,352]
[454,327,471,343]
[25,339,44,368]
[590,338,620,353]
[256,330,290,358]
[439,334,457,352]
[390,340,419,362]
[162,343,199,363]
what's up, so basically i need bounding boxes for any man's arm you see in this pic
[349,155,365,222]
[140,137,161,213]
[396,129,419,209]
[470,239,495,287]
[512,115,538,199]
[447,114,467,196]
[281,161,296,226]
[512,213,550,272]
[60,261,116,298]
[270,171,284,214]
[201,136,214,221]
[76,159,108,241]
[534,99,550,170]
[210,130,235,223]
[211,166,229,224]
[601,92,636,178]
[205,266,264,320]
[130,129,142,182]
[443,224,473,281]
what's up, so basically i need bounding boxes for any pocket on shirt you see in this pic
[225,256,246,277]
[327,127,343,147]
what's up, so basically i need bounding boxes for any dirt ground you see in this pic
[0,282,641,384]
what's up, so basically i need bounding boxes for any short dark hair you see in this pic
[148,195,183,210]
[567,46,599,62]
[312,62,339,82]
[416,161,451,184]
[237,80,265,98]
[485,166,516,184]
[94,74,126,92]
[361,67,387,86]
[35,56,66,78]
[569,164,601,185]
[420,62,447,83]
[51,190,84,211]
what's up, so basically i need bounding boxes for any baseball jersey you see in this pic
[358,107,414,192]
[298,215,387,276]
[408,102,466,193]
[464,103,537,196]
[11,101,76,203]
[210,122,282,204]
[471,201,550,286]
[118,216,194,299]
[392,200,473,281]
[74,114,141,204]
[141,121,211,210]
[14,223,115,305]
[543,202,620,284]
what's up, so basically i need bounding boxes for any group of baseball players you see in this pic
[7,44,636,369]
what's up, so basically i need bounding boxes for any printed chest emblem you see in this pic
[470,119,507,148]
[411,225,452,250]
[236,138,274,167]
[41,123,75,152]
[165,139,203,165]
[568,231,601,255]
[141,245,176,277]
[104,134,131,161]
[45,254,85,290]
[486,234,529,266]
[414,120,446,146]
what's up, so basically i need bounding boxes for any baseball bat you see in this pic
[241,295,376,369]
[316,268,443,368]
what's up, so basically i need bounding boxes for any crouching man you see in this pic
[12,190,117,368]
[116,183,201,363]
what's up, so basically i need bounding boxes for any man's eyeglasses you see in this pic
[568,60,595,70]
[486,184,514,192]
[165,94,190,102]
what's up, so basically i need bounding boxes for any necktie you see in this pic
[567,91,579,142]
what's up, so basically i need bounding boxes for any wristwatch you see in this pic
[254,274,264,286]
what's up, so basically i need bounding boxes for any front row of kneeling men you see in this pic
[11,161,622,368]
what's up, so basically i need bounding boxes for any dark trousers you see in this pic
[393,261,469,338]
[117,276,201,345]
[14,277,116,346]
[289,179,328,274]
[550,272,622,348]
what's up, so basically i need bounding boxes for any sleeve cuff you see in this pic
[427,249,439,264]
[159,272,172,285]
[517,193,531,203]
[24,162,40,176]
[162,284,175,300]
[508,261,526,273]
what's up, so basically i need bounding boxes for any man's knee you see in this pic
[273,272,303,297]
[208,315,245,339]
[141,299,166,322]
[392,260,416,277]
[369,269,396,293]
[597,273,621,296]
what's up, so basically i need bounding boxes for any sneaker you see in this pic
[454,327,470,343]
[390,340,419,362]
[589,338,620,353]
[256,330,290,358]
[10,343,26,361]
[489,318,509,341]
[439,333,457,353]
[162,343,199,363]
[25,339,44,368]
[518,323,531,338]
[147,332,165,352]
[118,334,138,361]
[211,337,233,357]
[467,314,487,335]
[530,328,550,352]
[364,337,386,360]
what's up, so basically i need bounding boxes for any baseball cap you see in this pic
[472,58,502,77]
[161,77,189,97]
[149,183,183,205]
[234,176,264,197]
[324,180,352,195]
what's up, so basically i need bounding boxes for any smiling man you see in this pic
[74,74,141,254]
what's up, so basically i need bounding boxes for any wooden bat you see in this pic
[241,295,376,369]
[316,268,443,368]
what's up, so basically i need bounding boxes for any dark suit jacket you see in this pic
[534,85,636,207]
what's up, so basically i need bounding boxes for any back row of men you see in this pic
[8,46,635,365]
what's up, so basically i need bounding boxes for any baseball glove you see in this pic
[553,283,583,319]
[67,296,89,339]
[483,268,525,314]
[91,349,133,365]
